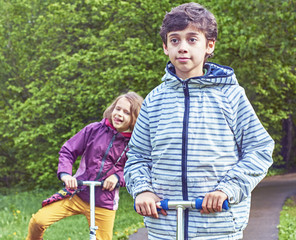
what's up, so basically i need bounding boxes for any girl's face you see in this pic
[111,97,132,132]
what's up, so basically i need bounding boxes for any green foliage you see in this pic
[208,0,296,165]
[0,0,295,188]
[278,196,296,239]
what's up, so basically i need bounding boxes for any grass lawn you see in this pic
[3,184,294,240]
[0,187,144,240]
[278,195,296,240]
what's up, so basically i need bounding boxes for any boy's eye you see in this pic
[189,38,198,43]
[170,38,179,44]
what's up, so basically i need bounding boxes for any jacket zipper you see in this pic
[182,80,190,240]
[96,133,117,180]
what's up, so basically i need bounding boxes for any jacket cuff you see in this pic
[58,172,70,180]
[215,183,238,204]
[114,173,120,182]
[132,181,154,199]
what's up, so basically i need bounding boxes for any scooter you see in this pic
[157,198,229,240]
[135,197,229,240]
[77,180,120,240]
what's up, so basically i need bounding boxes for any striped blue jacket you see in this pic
[124,62,274,239]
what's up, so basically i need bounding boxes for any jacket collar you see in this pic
[105,118,132,138]
[162,61,238,89]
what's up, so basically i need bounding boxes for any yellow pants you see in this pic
[26,194,116,240]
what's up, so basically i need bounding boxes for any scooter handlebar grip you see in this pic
[222,200,229,210]
[63,180,84,187]
[195,198,203,210]
[100,180,120,188]
[195,197,229,210]
[77,180,83,186]
[159,199,169,210]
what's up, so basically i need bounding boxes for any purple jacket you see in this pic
[57,118,131,210]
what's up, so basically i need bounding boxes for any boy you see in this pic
[124,2,274,240]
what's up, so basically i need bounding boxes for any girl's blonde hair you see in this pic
[103,92,143,131]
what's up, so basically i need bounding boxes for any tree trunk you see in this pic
[281,115,296,169]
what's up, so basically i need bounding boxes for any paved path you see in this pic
[244,173,296,240]
[128,173,296,240]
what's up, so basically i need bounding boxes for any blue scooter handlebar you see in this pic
[134,197,229,212]
[159,198,229,210]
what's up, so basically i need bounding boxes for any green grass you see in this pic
[0,187,144,240]
[266,168,286,177]
[278,196,296,240]
[2,185,295,240]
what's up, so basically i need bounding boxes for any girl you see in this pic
[26,92,143,240]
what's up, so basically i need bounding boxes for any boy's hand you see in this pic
[135,191,167,218]
[61,175,77,189]
[201,190,228,214]
[102,174,118,191]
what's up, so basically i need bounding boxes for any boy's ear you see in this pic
[206,40,215,54]
[163,42,169,56]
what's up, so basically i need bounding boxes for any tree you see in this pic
[0,0,295,188]
[0,0,50,186]
[0,0,172,188]
[209,0,296,167]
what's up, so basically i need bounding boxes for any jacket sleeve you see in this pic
[107,150,128,187]
[215,86,274,204]
[57,124,92,179]
[124,100,154,199]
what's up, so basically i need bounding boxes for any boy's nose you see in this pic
[178,42,188,53]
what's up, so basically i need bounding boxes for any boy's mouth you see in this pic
[177,57,190,62]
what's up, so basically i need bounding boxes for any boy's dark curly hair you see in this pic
[160,2,218,60]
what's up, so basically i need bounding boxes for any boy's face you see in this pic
[163,24,215,80]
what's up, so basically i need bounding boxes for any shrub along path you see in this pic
[129,173,296,240]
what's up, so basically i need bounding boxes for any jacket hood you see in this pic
[162,62,238,88]
[105,118,131,138]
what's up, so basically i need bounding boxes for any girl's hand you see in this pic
[61,175,77,189]
[135,191,167,218]
[201,190,228,214]
[102,174,118,191]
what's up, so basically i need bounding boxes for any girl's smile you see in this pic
[111,97,131,132]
